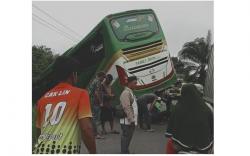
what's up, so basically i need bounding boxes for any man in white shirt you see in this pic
[120,76,138,154]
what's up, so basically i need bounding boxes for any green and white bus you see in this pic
[34,9,177,101]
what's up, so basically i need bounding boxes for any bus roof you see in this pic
[34,9,157,99]
[106,9,154,19]
[36,9,156,82]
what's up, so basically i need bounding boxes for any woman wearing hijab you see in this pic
[165,84,213,154]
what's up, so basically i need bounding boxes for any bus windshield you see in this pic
[110,13,159,41]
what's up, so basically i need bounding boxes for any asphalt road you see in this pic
[81,119,167,154]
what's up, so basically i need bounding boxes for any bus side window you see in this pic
[90,32,105,59]
[73,31,105,68]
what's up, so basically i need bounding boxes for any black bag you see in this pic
[115,104,127,118]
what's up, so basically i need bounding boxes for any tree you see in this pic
[178,30,213,85]
[32,45,59,81]
[171,57,185,75]
[32,45,59,102]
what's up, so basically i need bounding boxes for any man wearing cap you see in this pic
[119,76,138,154]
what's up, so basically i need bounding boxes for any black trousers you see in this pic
[138,104,151,129]
[121,124,135,154]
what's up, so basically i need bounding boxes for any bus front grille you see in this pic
[122,40,164,61]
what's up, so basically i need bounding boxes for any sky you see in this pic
[32,1,213,57]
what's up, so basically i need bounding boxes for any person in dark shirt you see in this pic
[137,93,159,132]
[165,84,213,153]
[100,74,119,134]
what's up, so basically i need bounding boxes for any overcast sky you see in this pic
[32,1,213,57]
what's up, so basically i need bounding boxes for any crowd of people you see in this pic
[33,56,214,154]
[88,72,119,139]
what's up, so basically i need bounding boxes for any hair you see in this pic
[148,95,158,103]
[180,83,204,106]
[106,74,113,81]
[53,56,81,81]
[127,76,137,83]
[97,71,106,78]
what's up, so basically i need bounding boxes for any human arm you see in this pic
[78,90,96,154]
[110,86,115,98]
[148,99,157,111]
[95,82,103,106]
[79,117,96,154]
[35,128,41,140]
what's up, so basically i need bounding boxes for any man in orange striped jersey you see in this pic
[33,56,96,154]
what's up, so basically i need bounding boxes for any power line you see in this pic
[33,17,76,43]
[32,13,79,42]
[32,13,78,41]
[33,4,82,39]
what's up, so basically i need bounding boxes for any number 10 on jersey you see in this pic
[43,101,67,127]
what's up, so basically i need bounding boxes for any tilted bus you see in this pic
[33,9,177,102]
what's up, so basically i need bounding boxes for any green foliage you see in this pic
[178,30,213,85]
[32,45,59,81]
[32,45,60,103]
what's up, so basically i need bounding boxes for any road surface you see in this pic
[81,119,167,154]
